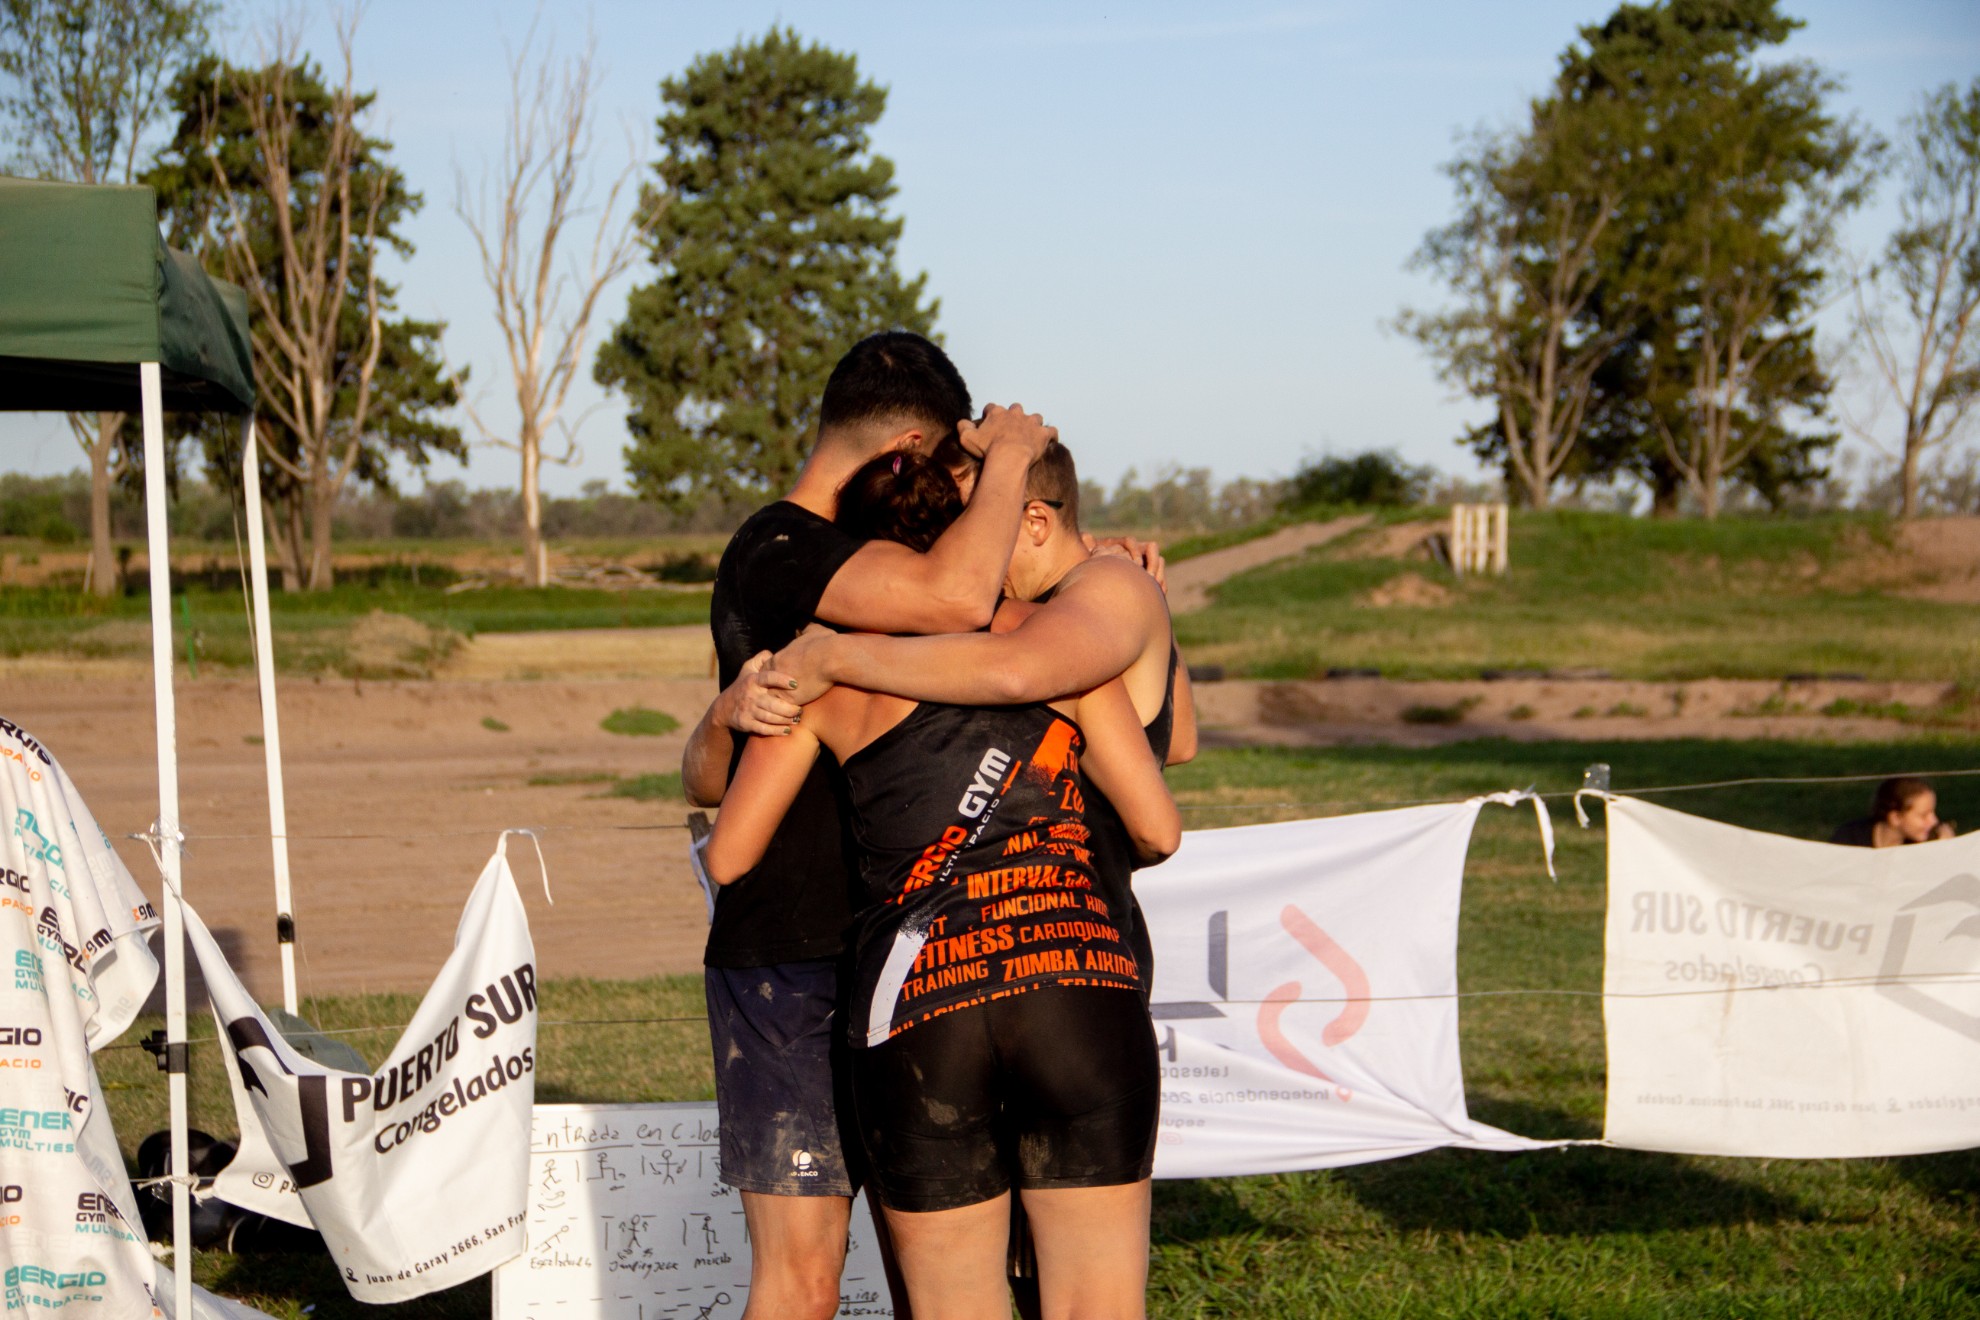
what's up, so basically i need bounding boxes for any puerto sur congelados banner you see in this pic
[1139,802,1559,1178]
[0,716,162,1319]
[1602,796,1980,1158]
[186,838,540,1302]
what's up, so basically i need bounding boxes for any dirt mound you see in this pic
[1362,572,1453,607]
[1822,516,1980,603]
[345,610,457,678]
[1339,519,1443,560]
[70,619,154,656]
[1894,517,1980,603]
[440,625,714,680]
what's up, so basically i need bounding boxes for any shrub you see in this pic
[1281,450,1431,510]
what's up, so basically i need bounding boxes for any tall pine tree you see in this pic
[597,28,936,513]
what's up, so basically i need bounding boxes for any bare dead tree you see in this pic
[1846,80,1980,519]
[203,16,387,590]
[453,30,660,586]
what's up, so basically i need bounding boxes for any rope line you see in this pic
[140,765,1980,843]
[103,972,1980,1052]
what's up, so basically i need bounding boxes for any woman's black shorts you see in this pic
[850,985,1159,1213]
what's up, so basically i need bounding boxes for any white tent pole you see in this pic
[241,417,299,1014]
[139,362,193,1320]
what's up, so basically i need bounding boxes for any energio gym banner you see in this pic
[185,836,541,1301]
[1139,801,1559,1178]
[1602,796,1980,1157]
[0,716,161,1319]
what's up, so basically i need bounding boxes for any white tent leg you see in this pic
[240,418,299,1014]
[140,363,194,1320]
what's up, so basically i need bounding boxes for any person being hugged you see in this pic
[705,449,1179,1320]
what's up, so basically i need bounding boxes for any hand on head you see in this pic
[1084,533,1167,591]
[958,403,1056,462]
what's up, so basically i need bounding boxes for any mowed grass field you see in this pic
[1175,511,1980,684]
[97,737,1980,1318]
[7,512,1980,686]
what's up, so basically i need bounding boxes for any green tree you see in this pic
[146,37,462,590]
[1400,99,1640,509]
[1282,451,1432,510]
[0,0,213,595]
[596,27,936,513]
[1850,78,1980,518]
[1567,0,1872,518]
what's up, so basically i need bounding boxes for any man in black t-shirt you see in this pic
[679,332,1055,1320]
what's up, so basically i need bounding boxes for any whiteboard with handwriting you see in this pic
[491,1103,894,1319]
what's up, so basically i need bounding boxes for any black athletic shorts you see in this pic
[706,960,859,1197]
[851,985,1159,1213]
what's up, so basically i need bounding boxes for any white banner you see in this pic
[1602,796,1980,1157]
[186,838,539,1301]
[1141,803,1554,1178]
[0,716,163,1320]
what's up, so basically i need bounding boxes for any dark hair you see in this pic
[1874,776,1933,821]
[818,332,972,450]
[835,450,964,552]
[1026,440,1080,531]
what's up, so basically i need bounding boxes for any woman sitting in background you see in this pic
[1831,776,1956,847]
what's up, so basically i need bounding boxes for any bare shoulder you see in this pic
[1060,554,1168,616]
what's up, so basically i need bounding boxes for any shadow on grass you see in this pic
[1465,1094,1600,1141]
[1887,1147,1980,1213]
[198,1251,487,1320]
[1151,1176,1291,1245]
[1334,1131,1807,1239]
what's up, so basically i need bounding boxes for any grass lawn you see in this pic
[1176,510,1980,684]
[97,736,1980,1317]
[0,578,712,676]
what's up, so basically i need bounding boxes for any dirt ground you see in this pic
[6,660,718,1003]
[4,620,1950,1000]
[7,515,1974,1002]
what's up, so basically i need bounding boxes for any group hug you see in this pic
[680,331,1196,1320]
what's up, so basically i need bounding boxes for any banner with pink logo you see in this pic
[1139,802,1558,1178]
[1602,796,1980,1158]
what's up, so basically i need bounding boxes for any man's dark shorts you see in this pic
[706,959,859,1197]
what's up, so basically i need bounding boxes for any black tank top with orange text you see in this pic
[837,702,1143,1045]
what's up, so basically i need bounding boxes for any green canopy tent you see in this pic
[0,175,254,411]
[0,176,291,1320]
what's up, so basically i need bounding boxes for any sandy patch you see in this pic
[441,624,715,680]
[1165,514,1370,613]
[1361,571,1453,607]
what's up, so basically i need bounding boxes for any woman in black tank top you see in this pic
[705,449,1178,1320]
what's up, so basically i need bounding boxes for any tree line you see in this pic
[5,0,1977,603]
[1400,0,1980,519]
[2,5,929,591]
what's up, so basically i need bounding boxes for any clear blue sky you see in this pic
[4,0,1976,496]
